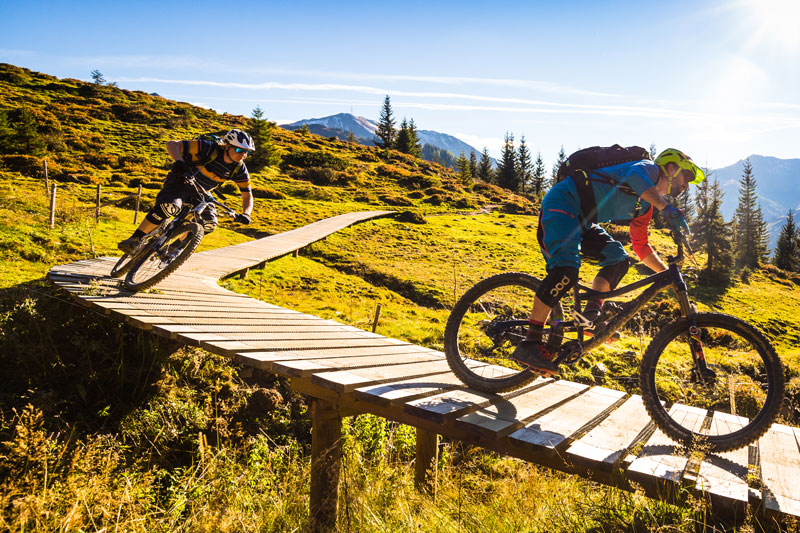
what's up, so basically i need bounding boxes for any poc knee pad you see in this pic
[535,266,579,308]
[201,221,217,234]
[598,257,630,290]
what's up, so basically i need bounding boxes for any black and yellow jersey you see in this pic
[181,139,251,192]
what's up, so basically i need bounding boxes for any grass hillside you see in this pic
[1,63,800,531]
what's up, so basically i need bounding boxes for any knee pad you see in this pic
[536,266,579,308]
[597,257,630,290]
[202,221,217,234]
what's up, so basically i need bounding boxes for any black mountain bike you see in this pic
[110,175,238,292]
[444,232,785,452]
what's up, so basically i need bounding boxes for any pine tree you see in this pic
[531,152,547,201]
[496,132,518,191]
[733,159,769,269]
[456,151,471,184]
[375,95,396,151]
[469,151,478,179]
[395,118,421,158]
[649,143,657,160]
[692,175,733,278]
[549,146,567,191]
[247,106,281,171]
[773,209,800,272]
[0,109,13,150]
[477,147,494,183]
[10,108,46,155]
[90,70,106,85]
[346,130,357,144]
[517,136,532,196]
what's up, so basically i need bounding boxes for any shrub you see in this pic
[292,166,354,186]
[0,154,44,176]
[252,186,287,200]
[280,150,348,171]
[378,193,413,206]
[395,210,426,224]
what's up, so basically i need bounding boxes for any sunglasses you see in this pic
[232,147,250,154]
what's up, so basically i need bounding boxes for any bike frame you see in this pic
[136,175,236,263]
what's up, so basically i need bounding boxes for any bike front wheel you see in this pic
[110,252,136,277]
[640,312,784,453]
[444,272,564,393]
[124,222,204,291]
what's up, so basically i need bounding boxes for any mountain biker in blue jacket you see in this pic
[513,148,705,375]
[117,129,255,253]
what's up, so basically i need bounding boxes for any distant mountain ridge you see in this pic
[281,113,489,167]
[711,155,800,249]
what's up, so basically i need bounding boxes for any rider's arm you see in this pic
[630,205,668,273]
[240,190,253,216]
[166,140,183,161]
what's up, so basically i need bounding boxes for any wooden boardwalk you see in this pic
[47,210,800,526]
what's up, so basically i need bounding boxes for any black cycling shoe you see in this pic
[512,340,560,375]
[118,236,141,254]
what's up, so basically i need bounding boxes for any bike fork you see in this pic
[674,273,712,377]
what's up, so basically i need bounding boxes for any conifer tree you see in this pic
[375,95,396,151]
[531,152,547,201]
[773,209,800,272]
[346,130,357,144]
[9,108,46,155]
[496,132,518,191]
[692,175,733,278]
[247,106,281,171]
[517,136,532,196]
[469,151,478,179]
[456,151,472,184]
[477,147,494,183]
[0,109,13,150]
[733,159,769,269]
[395,118,421,158]
[90,70,106,85]
[549,146,567,190]
[649,143,658,160]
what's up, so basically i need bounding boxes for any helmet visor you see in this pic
[689,164,705,184]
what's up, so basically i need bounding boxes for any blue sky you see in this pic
[2,0,798,169]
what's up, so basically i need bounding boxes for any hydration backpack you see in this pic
[557,144,652,224]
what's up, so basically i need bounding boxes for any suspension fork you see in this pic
[671,265,711,375]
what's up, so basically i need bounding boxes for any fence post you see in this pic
[372,303,382,333]
[133,183,142,224]
[95,184,101,221]
[49,183,57,229]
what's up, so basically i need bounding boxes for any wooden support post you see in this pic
[415,428,439,494]
[49,183,57,229]
[133,183,142,224]
[309,398,342,533]
[95,184,101,221]
[372,303,382,333]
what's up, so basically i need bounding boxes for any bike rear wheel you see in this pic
[640,312,784,452]
[124,222,204,292]
[444,272,564,393]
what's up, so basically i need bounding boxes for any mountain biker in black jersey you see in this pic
[118,129,255,253]
[513,148,705,375]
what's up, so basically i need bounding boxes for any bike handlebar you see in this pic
[184,174,238,218]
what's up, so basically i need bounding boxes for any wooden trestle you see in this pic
[47,211,800,529]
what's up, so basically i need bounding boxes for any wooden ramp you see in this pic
[47,210,800,527]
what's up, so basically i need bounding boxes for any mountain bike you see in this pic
[444,232,785,452]
[110,174,239,291]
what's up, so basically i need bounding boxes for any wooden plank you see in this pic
[271,350,445,378]
[311,359,453,393]
[456,380,587,439]
[405,377,551,423]
[175,330,376,347]
[691,412,750,509]
[235,345,434,370]
[355,372,466,407]
[151,323,353,337]
[205,336,408,356]
[508,386,626,452]
[625,404,707,487]
[566,395,653,470]
[758,423,800,516]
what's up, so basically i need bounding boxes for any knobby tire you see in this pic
[124,222,204,292]
[639,312,784,452]
[444,272,564,393]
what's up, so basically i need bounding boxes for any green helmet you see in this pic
[655,148,705,184]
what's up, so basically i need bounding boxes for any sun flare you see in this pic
[746,0,800,52]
